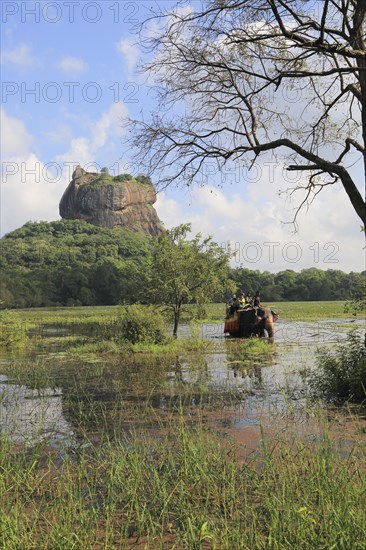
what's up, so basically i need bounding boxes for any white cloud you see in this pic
[116,37,139,72]
[1,153,63,236]
[56,137,92,168]
[43,124,73,145]
[56,102,129,166]
[0,112,62,235]
[155,174,365,273]
[0,108,33,158]
[58,56,88,74]
[1,43,40,67]
[91,102,128,149]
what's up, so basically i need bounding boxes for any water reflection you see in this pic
[0,319,364,447]
[0,374,75,446]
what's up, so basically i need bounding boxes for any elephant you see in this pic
[239,306,277,338]
[224,306,278,338]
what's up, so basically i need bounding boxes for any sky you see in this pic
[1,0,365,273]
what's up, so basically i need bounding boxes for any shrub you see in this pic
[116,304,169,345]
[307,331,366,404]
[114,173,133,182]
[135,174,152,185]
[0,309,27,349]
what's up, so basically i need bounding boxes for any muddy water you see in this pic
[0,318,365,449]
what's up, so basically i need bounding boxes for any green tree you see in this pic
[344,282,366,316]
[129,0,365,227]
[145,224,231,336]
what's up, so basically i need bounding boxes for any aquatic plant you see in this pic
[116,304,170,345]
[307,331,366,404]
[0,308,27,349]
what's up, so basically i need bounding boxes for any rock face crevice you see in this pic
[59,166,164,236]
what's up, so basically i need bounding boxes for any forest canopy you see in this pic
[0,220,364,308]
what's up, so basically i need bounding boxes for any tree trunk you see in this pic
[352,2,366,204]
[173,307,180,338]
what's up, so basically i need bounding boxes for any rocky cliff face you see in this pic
[59,166,164,236]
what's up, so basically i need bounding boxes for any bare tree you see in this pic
[128,0,366,227]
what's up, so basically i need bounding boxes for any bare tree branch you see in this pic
[127,0,366,227]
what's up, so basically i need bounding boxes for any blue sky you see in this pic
[1,0,365,273]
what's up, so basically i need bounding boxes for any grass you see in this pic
[6,300,360,357]
[0,413,365,549]
[65,334,212,357]
[307,330,366,404]
[262,300,362,321]
[16,300,361,332]
[225,338,275,369]
[1,302,365,547]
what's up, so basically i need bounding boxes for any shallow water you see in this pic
[0,318,365,449]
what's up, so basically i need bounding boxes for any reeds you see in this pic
[1,411,365,549]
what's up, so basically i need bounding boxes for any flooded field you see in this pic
[1,308,366,548]
[1,316,365,449]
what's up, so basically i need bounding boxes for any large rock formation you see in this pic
[59,166,164,236]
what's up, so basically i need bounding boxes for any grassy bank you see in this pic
[3,300,359,356]
[1,414,365,549]
[14,300,360,329]
[10,301,354,331]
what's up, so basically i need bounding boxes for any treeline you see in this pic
[230,268,364,303]
[0,220,364,308]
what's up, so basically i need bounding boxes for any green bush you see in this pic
[116,304,169,345]
[307,331,366,404]
[135,174,152,185]
[0,309,27,349]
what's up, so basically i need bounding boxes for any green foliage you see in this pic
[135,174,152,185]
[307,331,366,404]
[230,267,365,303]
[74,172,152,186]
[114,173,133,182]
[0,220,152,307]
[1,219,364,310]
[87,173,116,186]
[116,304,170,344]
[1,418,366,548]
[344,283,366,316]
[0,309,27,349]
[145,224,232,335]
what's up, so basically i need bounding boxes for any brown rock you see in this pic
[59,167,164,236]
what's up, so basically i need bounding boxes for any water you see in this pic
[0,374,76,446]
[0,318,364,448]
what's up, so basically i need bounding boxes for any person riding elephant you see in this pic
[227,294,240,317]
[253,291,261,308]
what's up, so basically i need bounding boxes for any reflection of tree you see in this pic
[225,340,275,389]
[173,357,184,383]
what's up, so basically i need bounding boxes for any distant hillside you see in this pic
[0,220,152,308]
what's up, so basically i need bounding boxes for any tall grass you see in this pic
[307,330,366,404]
[1,413,365,549]
[0,309,28,349]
